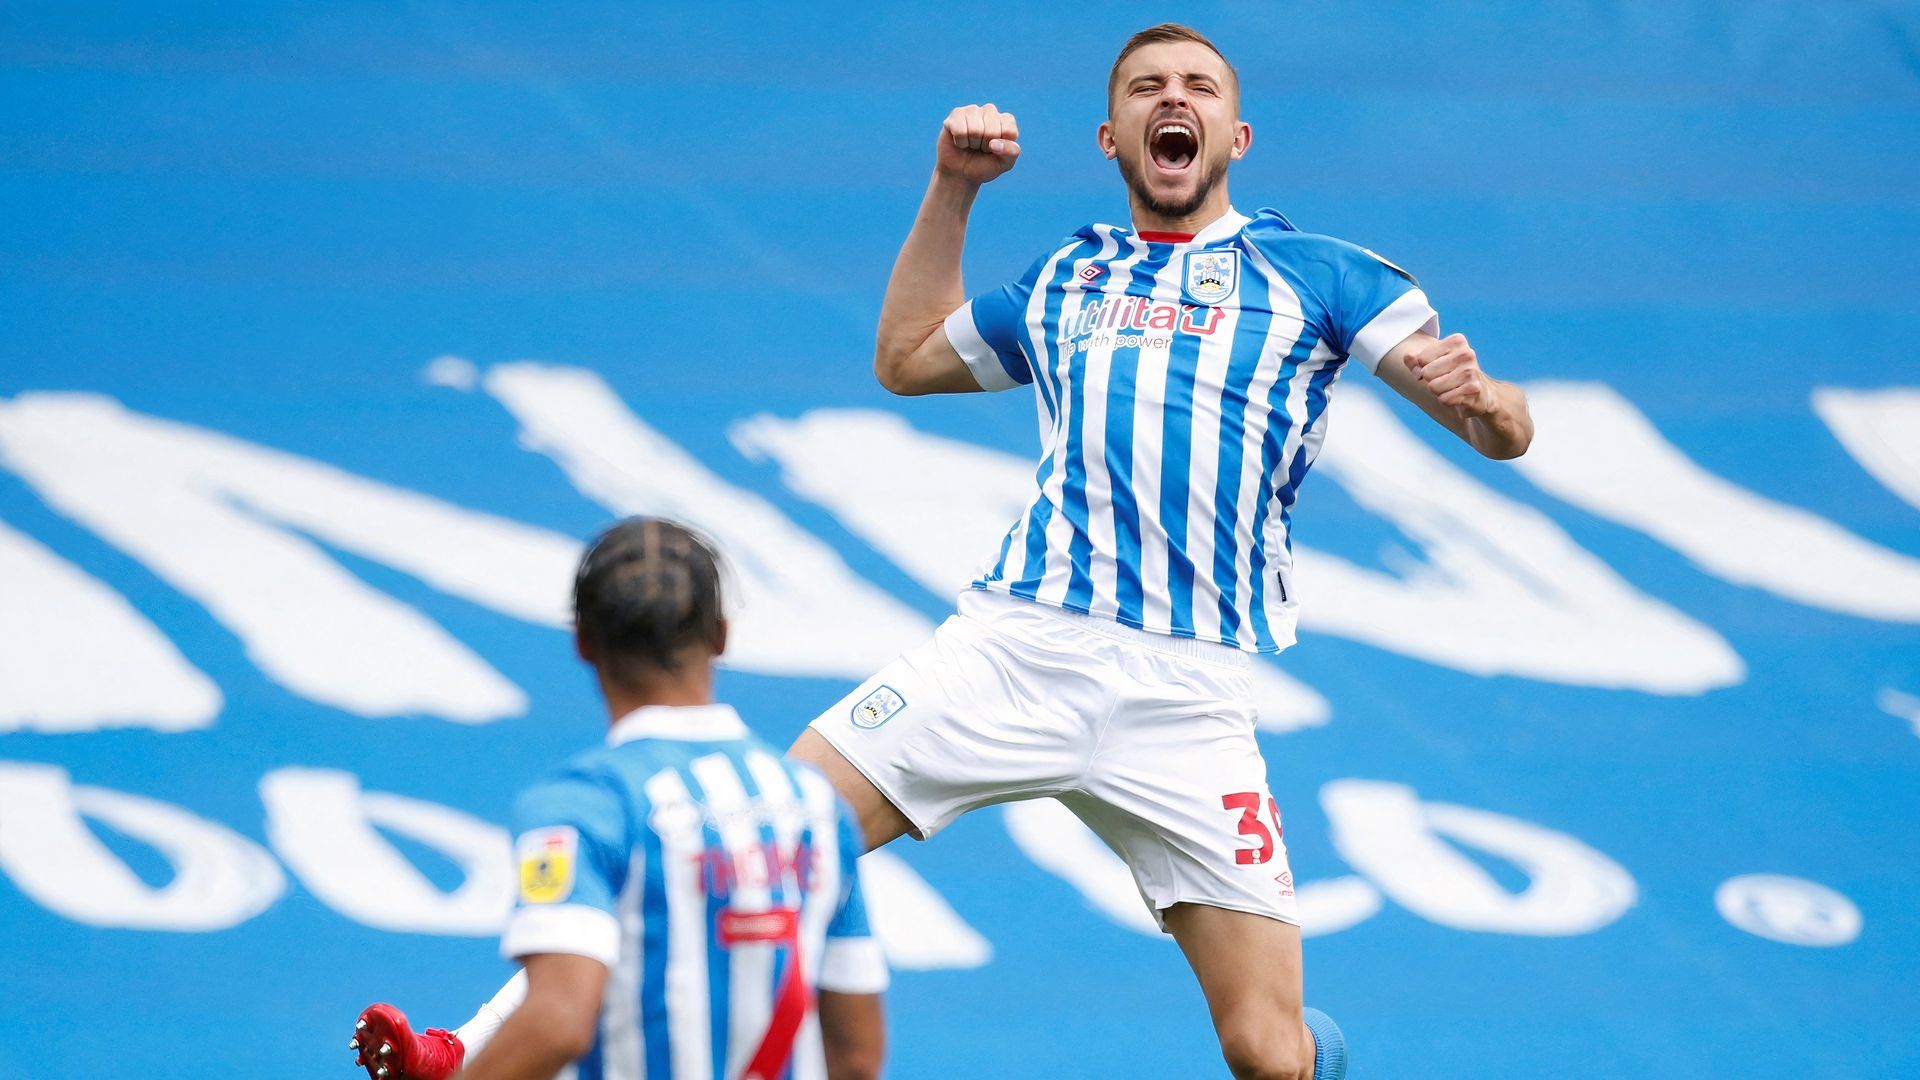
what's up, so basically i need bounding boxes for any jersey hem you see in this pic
[967,582,1296,656]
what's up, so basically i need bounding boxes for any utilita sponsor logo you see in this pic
[1058,295,1224,355]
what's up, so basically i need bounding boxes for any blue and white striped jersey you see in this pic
[944,206,1438,653]
[500,703,886,1080]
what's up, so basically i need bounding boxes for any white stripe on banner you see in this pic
[1517,381,1920,622]
[642,768,711,1080]
[1814,387,1920,512]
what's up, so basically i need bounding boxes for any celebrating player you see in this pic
[350,519,888,1080]
[790,22,1533,1080]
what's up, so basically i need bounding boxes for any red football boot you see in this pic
[349,1003,465,1080]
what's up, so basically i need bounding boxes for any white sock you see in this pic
[452,970,528,1056]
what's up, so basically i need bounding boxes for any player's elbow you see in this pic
[873,349,921,396]
[874,348,935,397]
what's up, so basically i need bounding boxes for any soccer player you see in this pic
[789,22,1533,1080]
[350,518,888,1080]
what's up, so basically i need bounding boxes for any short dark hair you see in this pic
[1107,23,1239,112]
[573,517,725,685]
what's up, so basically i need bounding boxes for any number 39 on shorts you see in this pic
[1220,792,1284,866]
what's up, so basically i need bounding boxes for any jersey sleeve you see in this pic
[499,770,630,968]
[941,251,1051,392]
[816,804,889,995]
[1333,244,1439,375]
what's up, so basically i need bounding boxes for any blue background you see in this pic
[3,3,1918,1077]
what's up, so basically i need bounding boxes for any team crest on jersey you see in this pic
[851,685,907,729]
[1183,250,1238,305]
[516,826,578,904]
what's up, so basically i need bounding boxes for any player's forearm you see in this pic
[874,174,977,385]
[1463,379,1533,459]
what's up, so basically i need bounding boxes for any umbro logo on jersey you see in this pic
[1078,264,1106,283]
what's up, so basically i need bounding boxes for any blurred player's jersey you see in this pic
[501,703,887,1080]
[945,206,1438,653]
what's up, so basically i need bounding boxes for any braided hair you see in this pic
[573,518,726,686]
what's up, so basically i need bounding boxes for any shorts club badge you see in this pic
[1183,249,1238,305]
[516,826,578,904]
[851,685,907,730]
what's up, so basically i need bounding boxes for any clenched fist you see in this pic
[936,103,1020,185]
[1404,333,1498,417]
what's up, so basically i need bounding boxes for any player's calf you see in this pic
[349,1003,465,1080]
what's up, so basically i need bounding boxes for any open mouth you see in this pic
[1149,122,1198,172]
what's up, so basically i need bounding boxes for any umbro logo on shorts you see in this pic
[851,685,907,729]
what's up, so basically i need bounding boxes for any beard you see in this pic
[1118,151,1229,220]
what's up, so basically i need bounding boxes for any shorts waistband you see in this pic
[960,589,1250,668]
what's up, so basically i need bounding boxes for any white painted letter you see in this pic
[261,768,512,935]
[0,393,583,721]
[857,848,993,969]
[731,408,1331,730]
[0,762,284,930]
[1813,386,1920,513]
[1516,382,1920,622]
[1322,779,1636,935]
[481,365,932,678]
[0,518,221,733]
[1302,389,1743,693]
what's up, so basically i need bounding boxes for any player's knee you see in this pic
[1217,1017,1313,1080]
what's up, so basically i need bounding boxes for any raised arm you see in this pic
[874,104,1022,396]
[1375,330,1533,459]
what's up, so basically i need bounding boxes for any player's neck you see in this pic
[598,668,715,725]
[1129,189,1232,239]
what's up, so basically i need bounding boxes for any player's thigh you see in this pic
[1164,903,1309,1063]
[789,727,914,852]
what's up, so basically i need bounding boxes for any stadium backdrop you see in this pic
[2,3,1917,1077]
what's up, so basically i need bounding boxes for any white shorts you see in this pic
[810,589,1298,930]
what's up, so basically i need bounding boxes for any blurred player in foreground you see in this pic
[790,22,1533,1080]
[350,518,887,1080]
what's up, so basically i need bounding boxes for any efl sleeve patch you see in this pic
[516,826,579,905]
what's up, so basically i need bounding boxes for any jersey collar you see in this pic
[1128,206,1250,247]
[607,703,749,745]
